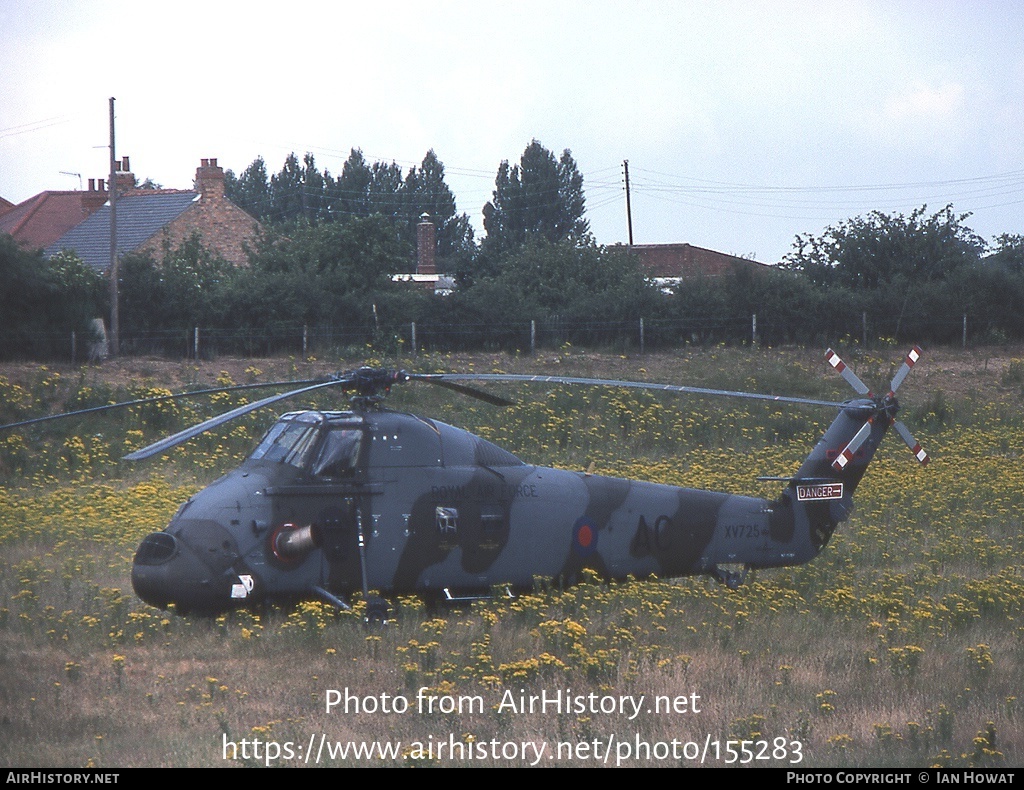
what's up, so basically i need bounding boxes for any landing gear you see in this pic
[711,563,751,590]
[313,585,392,627]
[363,595,392,627]
[313,585,351,611]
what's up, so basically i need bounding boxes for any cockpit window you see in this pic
[312,428,363,478]
[249,418,321,467]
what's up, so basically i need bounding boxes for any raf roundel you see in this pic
[573,517,598,557]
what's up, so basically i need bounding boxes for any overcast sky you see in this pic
[2,0,1022,264]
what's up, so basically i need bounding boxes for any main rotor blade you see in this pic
[888,346,923,396]
[0,379,326,432]
[410,375,515,407]
[892,419,930,465]
[825,348,872,396]
[123,379,344,461]
[427,373,845,409]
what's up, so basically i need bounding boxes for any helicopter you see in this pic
[2,347,928,622]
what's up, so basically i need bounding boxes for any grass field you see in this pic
[0,344,1021,767]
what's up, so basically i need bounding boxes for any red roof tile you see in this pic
[0,190,108,251]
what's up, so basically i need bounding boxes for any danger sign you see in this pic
[796,483,844,501]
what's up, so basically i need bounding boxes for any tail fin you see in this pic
[781,348,928,554]
[795,399,890,496]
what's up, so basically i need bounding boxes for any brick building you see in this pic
[45,158,262,271]
[624,242,767,290]
[150,158,261,267]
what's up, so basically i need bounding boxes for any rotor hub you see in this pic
[878,393,900,420]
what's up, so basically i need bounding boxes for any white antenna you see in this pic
[59,171,83,190]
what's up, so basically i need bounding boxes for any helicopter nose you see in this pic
[134,531,178,565]
[131,531,230,613]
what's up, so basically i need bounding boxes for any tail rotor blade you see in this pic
[832,417,874,472]
[892,419,930,465]
[825,348,872,396]
[889,346,923,396]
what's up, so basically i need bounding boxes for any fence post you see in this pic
[963,313,967,349]
[751,314,757,346]
[530,320,536,355]
[862,311,868,346]
[639,317,645,355]
[303,324,308,356]
[71,331,76,363]
[193,327,199,360]
[411,321,417,358]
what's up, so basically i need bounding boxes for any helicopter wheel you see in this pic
[363,596,392,628]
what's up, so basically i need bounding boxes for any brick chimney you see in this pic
[196,157,225,199]
[114,155,136,193]
[416,213,436,275]
[81,177,109,214]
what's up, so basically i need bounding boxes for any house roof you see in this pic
[627,243,765,278]
[0,190,105,251]
[45,190,199,271]
[0,196,13,215]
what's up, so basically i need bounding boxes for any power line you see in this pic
[0,114,78,140]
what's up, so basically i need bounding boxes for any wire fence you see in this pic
[0,310,1003,364]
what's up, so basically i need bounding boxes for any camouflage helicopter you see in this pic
[2,347,928,622]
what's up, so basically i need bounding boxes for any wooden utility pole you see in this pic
[623,159,634,247]
[108,97,119,356]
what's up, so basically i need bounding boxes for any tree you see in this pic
[482,139,589,256]
[404,150,474,264]
[119,233,236,334]
[323,148,473,268]
[780,204,985,289]
[225,157,270,219]
[328,148,373,220]
[367,160,406,220]
[228,149,472,270]
[779,205,996,341]
[268,153,305,224]
[986,233,1024,272]
[324,148,408,225]
[300,152,327,221]
[467,238,656,322]
[267,152,336,225]
[0,236,106,358]
[238,216,411,324]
